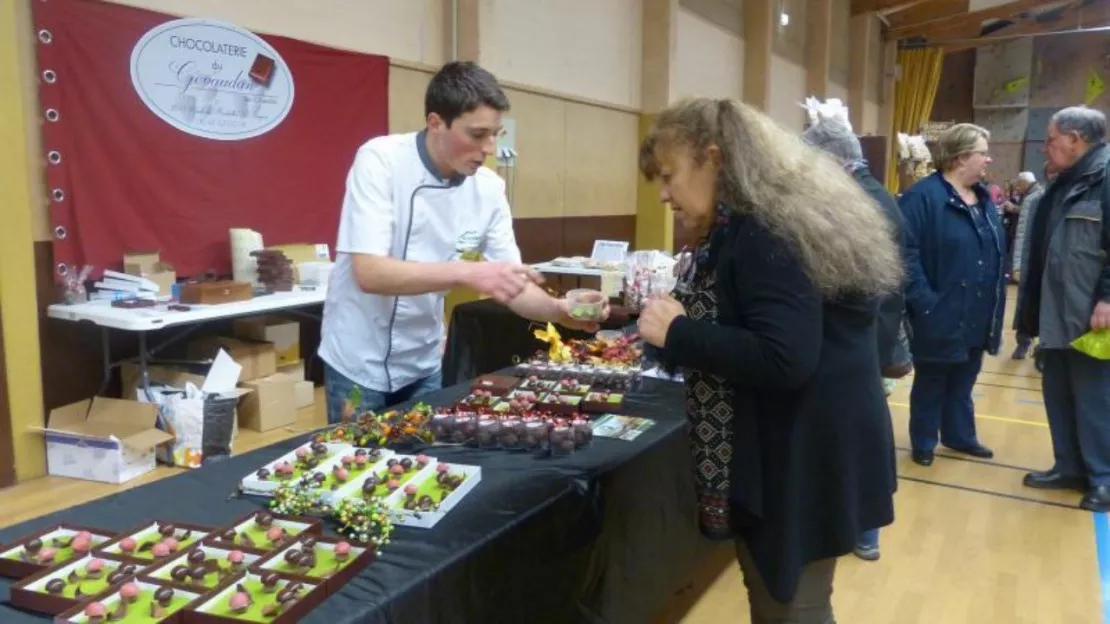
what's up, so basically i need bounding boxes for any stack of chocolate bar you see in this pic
[251,249,294,292]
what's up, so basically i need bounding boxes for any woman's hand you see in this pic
[638,294,686,347]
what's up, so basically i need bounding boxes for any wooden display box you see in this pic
[8,552,139,615]
[179,281,253,305]
[53,578,206,624]
[0,523,116,579]
[581,391,625,414]
[93,521,216,567]
[248,534,375,596]
[182,570,326,624]
[469,375,520,396]
[534,393,582,416]
[204,511,322,553]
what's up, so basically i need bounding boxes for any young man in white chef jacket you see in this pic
[318,61,604,423]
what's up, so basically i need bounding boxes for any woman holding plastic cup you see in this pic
[636,97,900,623]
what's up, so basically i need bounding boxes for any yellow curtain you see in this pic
[885,47,945,194]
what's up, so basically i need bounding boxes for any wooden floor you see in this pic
[1,291,1103,623]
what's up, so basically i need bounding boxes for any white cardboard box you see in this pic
[33,397,173,484]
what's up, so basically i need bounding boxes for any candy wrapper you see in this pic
[1071,331,1110,360]
[622,251,676,310]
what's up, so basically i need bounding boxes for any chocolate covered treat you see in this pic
[249,53,276,86]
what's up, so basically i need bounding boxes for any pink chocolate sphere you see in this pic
[334,541,351,558]
[120,582,140,600]
[227,550,244,564]
[161,537,180,552]
[84,602,107,617]
[71,536,91,553]
[266,527,284,542]
[229,591,250,611]
[151,543,170,557]
[85,558,104,574]
[37,547,56,562]
[119,537,137,553]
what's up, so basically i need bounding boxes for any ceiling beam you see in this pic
[890,0,1059,39]
[941,1,1110,51]
[885,0,968,30]
[851,0,928,15]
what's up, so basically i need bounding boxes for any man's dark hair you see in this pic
[425,61,510,126]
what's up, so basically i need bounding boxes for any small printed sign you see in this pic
[130,18,295,141]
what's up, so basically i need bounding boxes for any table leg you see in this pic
[138,331,153,402]
[95,326,112,397]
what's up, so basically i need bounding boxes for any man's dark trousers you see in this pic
[1042,349,1110,486]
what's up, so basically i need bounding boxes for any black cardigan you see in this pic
[663,212,897,603]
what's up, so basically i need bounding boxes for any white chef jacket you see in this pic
[318,131,522,392]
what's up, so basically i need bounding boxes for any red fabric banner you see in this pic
[32,0,389,279]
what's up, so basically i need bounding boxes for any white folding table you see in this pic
[47,287,327,397]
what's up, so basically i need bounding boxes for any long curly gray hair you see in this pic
[640,97,903,298]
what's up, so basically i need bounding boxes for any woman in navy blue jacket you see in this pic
[900,123,1007,466]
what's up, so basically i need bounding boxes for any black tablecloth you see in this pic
[443,299,631,387]
[0,377,706,624]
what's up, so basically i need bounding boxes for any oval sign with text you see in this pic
[130,18,295,141]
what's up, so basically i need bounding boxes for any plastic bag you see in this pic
[1071,330,1110,360]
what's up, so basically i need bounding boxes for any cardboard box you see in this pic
[123,250,176,295]
[120,363,207,400]
[238,374,297,432]
[277,359,305,380]
[294,380,315,408]
[188,336,276,382]
[31,397,173,484]
[233,317,300,365]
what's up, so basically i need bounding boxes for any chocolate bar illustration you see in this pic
[249,53,276,87]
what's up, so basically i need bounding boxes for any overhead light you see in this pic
[780,12,790,27]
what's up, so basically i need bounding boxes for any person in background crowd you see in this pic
[999,174,1029,280]
[900,123,1006,467]
[637,97,900,623]
[1017,106,1110,511]
[801,101,911,563]
[318,61,603,423]
[1011,169,1048,360]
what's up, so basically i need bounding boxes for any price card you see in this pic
[590,240,629,264]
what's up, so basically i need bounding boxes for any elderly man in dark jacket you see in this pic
[1018,106,1110,511]
[803,108,910,562]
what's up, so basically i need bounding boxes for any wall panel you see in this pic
[480,0,642,109]
[830,0,851,88]
[671,7,744,102]
[770,55,807,131]
[563,102,639,217]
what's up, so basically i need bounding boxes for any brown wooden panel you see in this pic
[0,303,14,488]
[562,215,636,257]
[860,135,889,186]
[35,242,113,413]
[931,49,975,123]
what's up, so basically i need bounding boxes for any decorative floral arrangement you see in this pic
[333,497,394,556]
[269,476,333,518]
[269,478,394,557]
[316,387,434,448]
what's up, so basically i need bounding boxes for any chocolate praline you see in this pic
[386,458,398,468]
[159,524,176,537]
[256,467,271,479]
[284,550,303,565]
[300,536,317,549]
[399,458,413,470]
[255,512,274,528]
[313,472,326,484]
[354,448,368,457]
[24,538,42,553]
[107,571,127,585]
[119,564,138,575]
[154,587,174,606]
[187,550,207,564]
[45,578,65,594]
[276,589,292,603]
[221,529,237,541]
[261,572,280,589]
[311,442,328,456]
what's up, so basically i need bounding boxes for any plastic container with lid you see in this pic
[566,288,606,322]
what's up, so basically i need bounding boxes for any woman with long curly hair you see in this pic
[637,97,901,623]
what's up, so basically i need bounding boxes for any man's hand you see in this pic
[552,297,610,333]
[638,294,686,347]
[1092,301,1110,331]
[462,262,544,304]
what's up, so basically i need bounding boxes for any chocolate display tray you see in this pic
[93,521,216,566]
[9,552,136,616]
[53,578,206,624]
[249,534,375,596]
[0,523,116,580]
[204,511,322,554]
[181,570,325,624]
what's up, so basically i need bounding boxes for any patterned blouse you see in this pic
[673,205,735,540]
